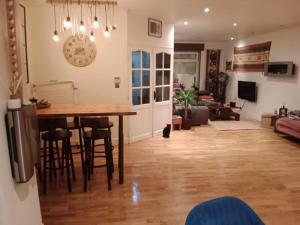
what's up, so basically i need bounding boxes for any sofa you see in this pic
[276,117,300,139]
[174,105,209,126]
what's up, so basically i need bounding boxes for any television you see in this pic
[238,81,257,102]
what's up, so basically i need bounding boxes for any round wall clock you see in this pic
[63,34,97,67]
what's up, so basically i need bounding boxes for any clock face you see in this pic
[63,35,97,67]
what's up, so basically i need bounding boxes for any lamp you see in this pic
[63,1,72,29]
[52,4,59,42]
[104,3,110,38]
[93,3,99,28]
[79,4,85,32]
[89,31,95,42]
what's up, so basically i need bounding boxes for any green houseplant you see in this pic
[176,90,195,130]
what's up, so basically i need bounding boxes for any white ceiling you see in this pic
[25,0,300,42]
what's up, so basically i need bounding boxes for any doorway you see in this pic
[128,47,173,143]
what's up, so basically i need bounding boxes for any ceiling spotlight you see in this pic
[204,7,210,13]
[184,21,188,25]
[230,37,235,41]
[233,23,238,27]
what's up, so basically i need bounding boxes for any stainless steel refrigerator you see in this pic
[5,104,40,183]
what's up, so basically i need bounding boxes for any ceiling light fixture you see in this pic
[184,21,188,25]
[93,2,99,28]
[89,31,95,42]
[48,1,118,39]
[63,1,72,29]
[204,7,210,13]
[104,3,110,38]
[233,23,238,27]
[52,4,59,42]
[230,37,235,41]
[79,4,85,32]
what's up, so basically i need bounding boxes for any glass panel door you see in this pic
[131,50,151,106]
[154,52,171,102]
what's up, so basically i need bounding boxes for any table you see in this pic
[37,104,136,184]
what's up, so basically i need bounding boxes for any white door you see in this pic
[129,48,173,142]
[153,49,173,134]
[129,48,153,143]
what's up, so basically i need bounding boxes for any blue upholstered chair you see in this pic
[185,196,265,225]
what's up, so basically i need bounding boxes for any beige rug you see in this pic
[209,120,263,131]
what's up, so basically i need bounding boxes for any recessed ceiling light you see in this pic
[233,23,238,27]
[230,37,235,41]
[184,21,188,25]
[204,7,210,13]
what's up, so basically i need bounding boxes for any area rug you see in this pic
[209,120,263,131]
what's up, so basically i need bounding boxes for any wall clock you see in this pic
[63,34,97,67]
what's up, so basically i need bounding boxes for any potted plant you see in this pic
[176,90,195,130]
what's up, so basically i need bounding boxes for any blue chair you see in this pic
[185,196,265,225]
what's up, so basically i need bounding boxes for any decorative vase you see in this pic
[7,98,21,109]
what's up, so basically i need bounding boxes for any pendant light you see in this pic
[104,3,110,38]
[93,2,99,28]
[112,3,117,30]
[64,1,72,29]
[52,4,59,42]
[79,3,85,33]
[89,31,95,42]
[89,4,95,42]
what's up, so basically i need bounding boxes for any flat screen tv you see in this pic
[238,81,257,102]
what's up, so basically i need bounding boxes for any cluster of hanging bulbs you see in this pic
[52,1,117,43]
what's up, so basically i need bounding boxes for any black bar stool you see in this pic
[67,116,85,171]
[39,117,75,193]
[81,117,113,191]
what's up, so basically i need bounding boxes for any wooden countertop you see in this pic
[37,104,136,117]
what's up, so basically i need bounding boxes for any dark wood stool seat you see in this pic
[41,130,72,140]
[83,129,111,140]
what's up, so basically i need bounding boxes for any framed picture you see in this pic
[148,18,162,38]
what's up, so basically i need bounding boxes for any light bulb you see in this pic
[93,16,99,28]
[64,16,72,29]
[89,31,95,42]
[52,30,59,42]
[79,21,85,32]
[104,27,110,38]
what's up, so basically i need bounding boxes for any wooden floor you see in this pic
[39,126,300,225]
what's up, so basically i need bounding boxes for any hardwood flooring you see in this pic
[39,126,300,225]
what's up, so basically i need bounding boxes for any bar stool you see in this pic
[67,116,85,171]
[39,118,75,193]
[81,117,113,191]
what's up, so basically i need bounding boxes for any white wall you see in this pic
[27,5,129,142]
[0,1,42,225]
[128,12,174,49]
[225,26,300,120]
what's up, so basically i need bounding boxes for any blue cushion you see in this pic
[185,196,265,225]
